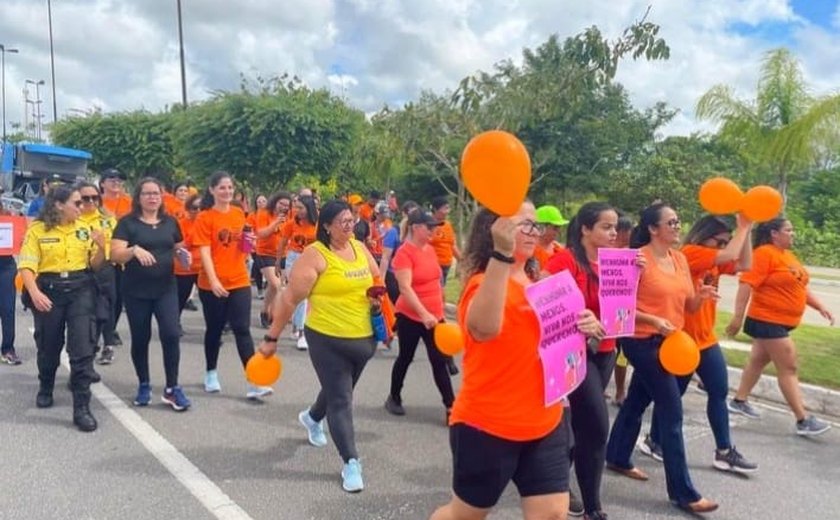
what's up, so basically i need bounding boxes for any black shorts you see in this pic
[450,420,570,509]
[253,254,277,270]
[744,316,794,339]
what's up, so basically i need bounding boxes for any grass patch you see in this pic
[444,275,462,305]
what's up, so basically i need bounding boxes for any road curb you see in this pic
[444,303,840,418]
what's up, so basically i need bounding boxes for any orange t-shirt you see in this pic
[174,216,201,275]
[534,242,564,271]
[250,209,283,258]
[164,193,185,220]
[449,273,563,441]
[281,218,317,254]
[634,246,695,338]
[429,220,458,267]
[740,244,809,328]
[681,244,736,350]
[192,206,250,291]
[102,194,132,219]
[359,203,375,223]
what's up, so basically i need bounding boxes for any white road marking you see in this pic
[60,354,254,520]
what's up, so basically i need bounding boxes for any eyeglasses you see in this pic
[334,218,355,228]
[106,178,124,184]
[517,220,545,236]
[663,219,681,229]
[81,195,100,203]
[140,192,161,198]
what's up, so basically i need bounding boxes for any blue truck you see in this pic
[0,142,92,214]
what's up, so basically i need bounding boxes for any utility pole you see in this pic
[47,0,58,122]
[1,44,20,142]
[176,0,188,108]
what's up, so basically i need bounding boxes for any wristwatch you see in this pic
[490,250,515,264]
[263,334,278,343]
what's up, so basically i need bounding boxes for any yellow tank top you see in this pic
[307,239,374,338]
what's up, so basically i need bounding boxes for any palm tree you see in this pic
[696,48,840,201]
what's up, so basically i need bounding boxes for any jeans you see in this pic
[605,336,701,505]
[306,327,376,463]
[568,350,616,514]
[285,251,307,330]
[199,287,254,370]
[124,288,182,388]
[0,257,16,354]
[390,314,454,408]
[651,343,731,450]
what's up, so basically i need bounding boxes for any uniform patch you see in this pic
[76,228,91,241]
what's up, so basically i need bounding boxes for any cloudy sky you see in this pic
[1,0,839,139]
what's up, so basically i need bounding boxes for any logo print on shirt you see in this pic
[75,228,90,241]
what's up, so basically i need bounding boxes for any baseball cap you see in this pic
[101,168,126,181]
[347,194,363,206]
[374,201,390,216]
[535,205,569,227]
[407,210,443,227]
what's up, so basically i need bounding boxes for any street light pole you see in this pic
[1,44,20,143]
[26,80,45,141]
[47,0,58,123]
[176,0,188,108]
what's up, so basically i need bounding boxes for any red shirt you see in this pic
[391,241,444,322]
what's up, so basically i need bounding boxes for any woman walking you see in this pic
[259,200,380,493]
[384,210,454,419]
[726,218,834,435]
[194,171,271,399]
[278,195,318,350]
[255,191,292,328]
[19,185,106,431]
[175,193,202,318]
[111,177,191,411]
[605,203,719,514]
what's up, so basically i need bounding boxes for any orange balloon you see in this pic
[698,177,744,215]
[245,354,283,386]
[740,185,783,223]
[14,273,24,293]
[460,130,531,216]
[434,322,464,356]
[658,330,700,376]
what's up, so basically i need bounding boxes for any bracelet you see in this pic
[263,334,278,343]
[490,250,515,264]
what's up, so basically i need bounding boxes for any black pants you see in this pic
[113,266,124,329]
[568,350,616,514]
[390,314,454,408]
[176,274,198,315]
[199,287,254,370]
[307,327,376,463]
[250,253,264,291]
[94,263,119,348]
[385,270,400,306]
[124,288,181,388]
[32,278,97,393]
[0,257,16,354]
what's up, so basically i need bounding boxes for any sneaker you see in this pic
[298,408,328,447]
[713,446,758,474]
[384,395,405,416]
[162,386,191,411]
[341,459,364,493]
[133,382,152,406]
[446,357,459,376]
[256,288,265,300]
[728,398,761,419]
[638,434,664,462]
[184,299,198,311]
[1,351,22,365]
[584,512,608,520]
[97,346,115,365]
[204,370,221,393]
[796,415,832,436]
[246,384,274,400]
[568,490,584,517]
[296,334,308,350]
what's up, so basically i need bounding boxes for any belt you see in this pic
[39,270,91,281]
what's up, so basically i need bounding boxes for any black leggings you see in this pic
[250,253,264,291]
[568,350,616,514]
[176,274,198,315]
[123,289,181,388]
[199,287,254,370]
[390,314,454,408]
[306,327,376,463]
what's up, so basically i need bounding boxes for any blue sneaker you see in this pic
[162,386,191,411]
[341,458,364,493]
[298,408,327,447]
[204,370,221,393]
[133,382,152,406]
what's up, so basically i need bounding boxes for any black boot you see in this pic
[36,387,54,408]
[72,391,97,432]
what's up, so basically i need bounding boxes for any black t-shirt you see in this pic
[353,219,370,243]
[113,214,182,299]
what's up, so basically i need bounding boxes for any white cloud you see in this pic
[1,0,838,143]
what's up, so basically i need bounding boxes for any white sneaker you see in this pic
[246,384,274,400]
[296,334,308,350]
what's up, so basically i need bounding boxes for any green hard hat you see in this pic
[535,205,569,227]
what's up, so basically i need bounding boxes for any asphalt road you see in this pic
[1,293,838,520]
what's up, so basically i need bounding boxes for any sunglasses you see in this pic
[81,195,100,203]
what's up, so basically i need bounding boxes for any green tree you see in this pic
[696,48,840,201]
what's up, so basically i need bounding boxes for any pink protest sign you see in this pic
[524,270,587,407]
[598,248,641,338]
